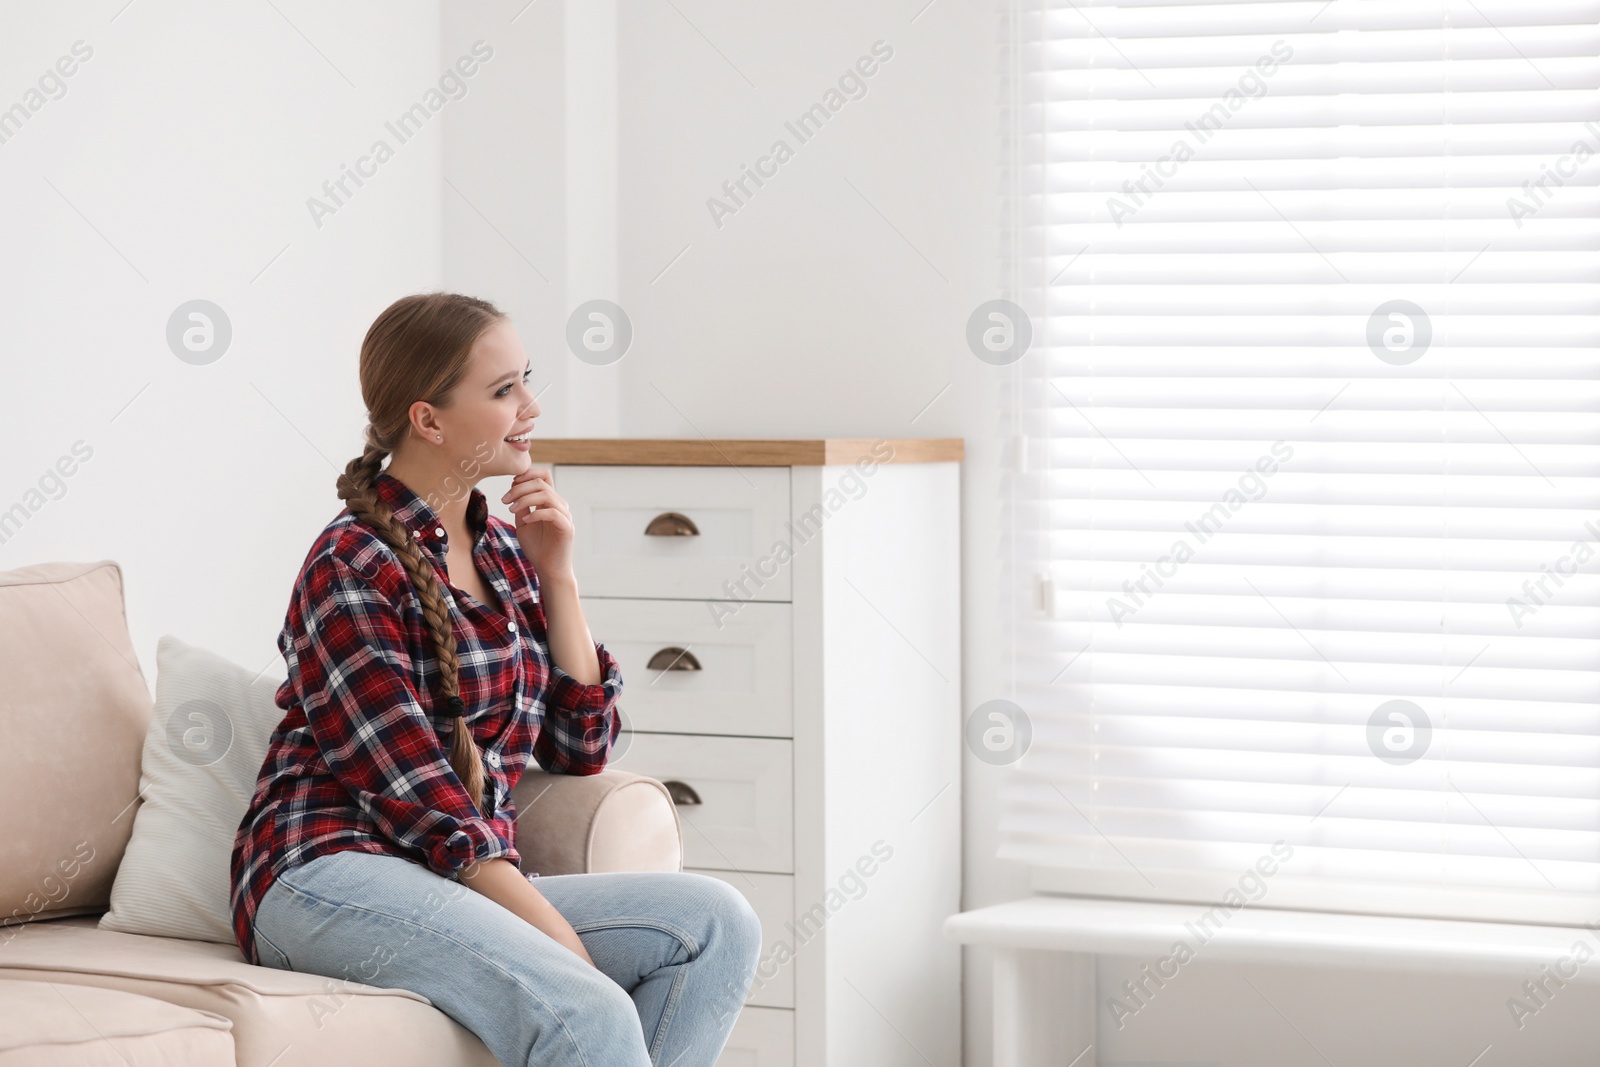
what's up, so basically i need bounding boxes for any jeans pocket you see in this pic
[253,925,293,970]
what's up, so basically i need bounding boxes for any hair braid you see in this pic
[333,293,506,818]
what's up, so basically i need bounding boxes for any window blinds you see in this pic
[997,0,1600,914]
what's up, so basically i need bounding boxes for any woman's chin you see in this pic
[487,447,534,476]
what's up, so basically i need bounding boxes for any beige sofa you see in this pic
[0,560,684,1067]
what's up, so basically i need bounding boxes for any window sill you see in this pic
[945,894,1598,976]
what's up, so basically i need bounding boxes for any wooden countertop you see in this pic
[523,438,964,466]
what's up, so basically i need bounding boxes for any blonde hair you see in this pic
[334,291,507,815]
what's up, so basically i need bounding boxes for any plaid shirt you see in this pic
[229,470,622,966]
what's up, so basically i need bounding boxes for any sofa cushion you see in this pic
[0,561,152,930]
[100,635,285,945]
[0,977,233,1067]
[0,917,500,1067]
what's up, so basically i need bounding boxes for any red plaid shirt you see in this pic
[229,470,622,965]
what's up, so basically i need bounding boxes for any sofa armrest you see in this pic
[510,770,683,877]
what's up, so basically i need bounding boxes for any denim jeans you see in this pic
[251,849,762,1067]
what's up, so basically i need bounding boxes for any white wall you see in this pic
[1,0,445,683]
[440,1,573,435]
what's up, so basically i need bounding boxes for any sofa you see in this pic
[0,559,684,1067]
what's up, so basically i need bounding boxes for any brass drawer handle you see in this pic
[646,647,702,671]
[644,511,700,537]
[663,780,702,805]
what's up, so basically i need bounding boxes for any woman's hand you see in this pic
[503,466,575,583]
[504,464,603,687]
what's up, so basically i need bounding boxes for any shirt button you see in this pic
[435,527,445,538]
[507,621,518,633]
[413,530,422,539]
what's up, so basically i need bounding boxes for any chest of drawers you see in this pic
[528,438,963,1067]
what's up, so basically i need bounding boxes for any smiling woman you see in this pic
[228,291,762,1067]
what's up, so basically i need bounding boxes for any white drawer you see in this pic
[584,597,792,738]
[611,733,793,874]
[556,465,792,601]
[687,867,794,1009]
[717,1006,793,1067]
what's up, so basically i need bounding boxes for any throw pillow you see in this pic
[98,635,285,943]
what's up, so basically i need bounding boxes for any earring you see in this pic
[436,434,442,441]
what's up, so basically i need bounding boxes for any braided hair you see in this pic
[334,292,507,816]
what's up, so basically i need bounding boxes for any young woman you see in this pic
[228,292,761,1067]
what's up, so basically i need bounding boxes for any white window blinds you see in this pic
[997,0,1600,918]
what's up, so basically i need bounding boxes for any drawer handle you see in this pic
[662,780,703,806]
[646,647,703,672]
[644,511,700,537]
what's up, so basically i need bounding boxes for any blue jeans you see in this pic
[251,850,762,1067]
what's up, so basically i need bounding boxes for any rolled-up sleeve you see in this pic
[533,640,624,775]
[290,553,516,876]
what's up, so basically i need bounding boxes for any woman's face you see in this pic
[426,319,541,479]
